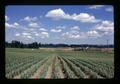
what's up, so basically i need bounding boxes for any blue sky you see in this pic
[5,5,114,44]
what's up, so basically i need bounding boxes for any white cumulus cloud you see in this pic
[15,33,20,36]
[34,31,49,38]
[94,20,114,32]
[46,8,100,23]
[105,7,113,12]
[14,22,19,26]
[20,16,38,22]
[62,32,80,39]
[46,8,65,20]
[62,30,82,39]
[40,32,49,38]
[89,5,104,9]
[70,26,80,30]
[39,28,47,31]
[87,30,100,37]
[15,32,34,40]
[5,22,19,28]
[34,33,39,36]
[70,35,80,39]
[26,35,33,39]
[28,22,40,28]
[5,16,9,21]
[22,32,31,36]
[41,32,49,35]
[50,29,62,32]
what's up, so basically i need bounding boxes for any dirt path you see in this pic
[30,56,55,79]
[56,56,65,78]
[13,75,21,79]
[58,65,65,78]
[84,75,90,79]
[45,63,53,79]
[45,56,56,79]
[30,62,46,79]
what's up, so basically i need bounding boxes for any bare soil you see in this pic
[30,61,46,79]
[56,56,65,78]
[45,63,53,79]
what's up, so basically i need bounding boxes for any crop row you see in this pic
[6,55,114,79]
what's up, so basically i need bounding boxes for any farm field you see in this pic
[5,48,114,79]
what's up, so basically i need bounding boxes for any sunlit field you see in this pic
[5,48,114,79]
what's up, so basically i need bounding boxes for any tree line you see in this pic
[5,40,114,49]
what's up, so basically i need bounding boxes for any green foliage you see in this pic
[6,48,114,79]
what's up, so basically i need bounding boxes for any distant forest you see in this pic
[5,40,114,48]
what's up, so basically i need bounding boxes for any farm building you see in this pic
[73,47,89,51]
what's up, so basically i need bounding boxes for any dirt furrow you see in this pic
[45,56,56,79]
[13,75,21,79]
[58,66,65,78]
[57,56,68,78]
[56,56,65,78]
[30,60,48,79]
[45,63,53,79]
[31,56,55,79]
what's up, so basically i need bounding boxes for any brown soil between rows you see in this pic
[56,56,65,78]
[45,56,56,79]
[45,63,53,79]
[13,75,21,79]
[45,56,66,79]
[30,56,55,79]
[30,61,47,79]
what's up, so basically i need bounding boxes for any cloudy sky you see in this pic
[5,5,114,44]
